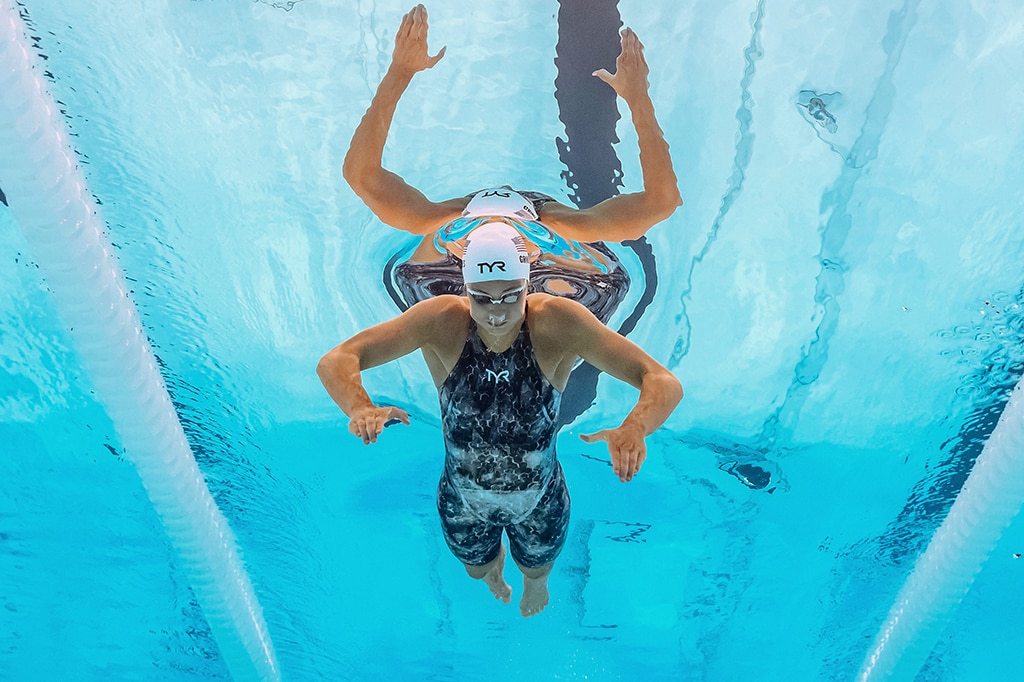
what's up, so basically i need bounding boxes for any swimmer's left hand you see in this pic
[592,27,650,102]
[349,405,410,445]
[580,422,647,483]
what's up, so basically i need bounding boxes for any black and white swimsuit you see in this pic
[435,317,570,568]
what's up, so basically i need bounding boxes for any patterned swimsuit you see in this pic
[436,318,570,568]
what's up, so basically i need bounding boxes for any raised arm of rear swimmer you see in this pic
[342,5,466,234]
[540,28,683,243]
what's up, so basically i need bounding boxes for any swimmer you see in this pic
[342,5,682,314]
[317,223,683,617]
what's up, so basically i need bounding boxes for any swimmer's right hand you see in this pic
[391,5,446,77]
[349,405,411,445]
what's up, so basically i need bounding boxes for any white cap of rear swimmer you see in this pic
[462,188,539,221]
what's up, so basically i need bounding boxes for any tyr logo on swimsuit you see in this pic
[477,261,507,274]
[485,369,510,383]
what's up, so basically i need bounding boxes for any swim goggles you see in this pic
[464,284,527,306]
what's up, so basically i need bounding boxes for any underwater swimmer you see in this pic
[317,223,682,617]
[342,5,682,315]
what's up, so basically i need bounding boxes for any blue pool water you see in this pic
[2,0,1024,680]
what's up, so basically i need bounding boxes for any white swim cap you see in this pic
[461,222,530,284]
[463,188,539,221]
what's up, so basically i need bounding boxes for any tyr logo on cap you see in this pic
[477,261,507,274]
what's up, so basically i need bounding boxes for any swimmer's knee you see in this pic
[514,560,554,579]
[464,551,501,579]
[465,563,489,579]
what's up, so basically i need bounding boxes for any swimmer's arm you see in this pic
[316,297,454,443]
[542,298,683,481]
[538,28,682,243]
[342,5,466,235]
[573,311,682,440]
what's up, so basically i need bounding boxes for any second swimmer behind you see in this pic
[390,187,631,324]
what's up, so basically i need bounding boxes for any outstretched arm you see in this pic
[342,4,466,234]
[540,28,683,243]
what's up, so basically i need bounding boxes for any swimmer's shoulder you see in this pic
[535,200,577,221]
[527,293,595,335]
[406,295,471,342]
[527,293,603,364]
[438,196,472,214]
[527,291,589,314]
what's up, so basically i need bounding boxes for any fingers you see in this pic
[619,27,645,52]
[414,6,445,68]
[618,27,646,67]
[593,27,647,90]
[389,407,412,425]
[621,27,643,52]
[428,45,446,68]
[349,407,409,445]
[580,429,645,481]
[578,430,608,444]
[611,442,646,482]
[349,415,384,445]
[398,6,423,45]
[410,4,426,33]
[398,6,416,40]
[394,5,444,73]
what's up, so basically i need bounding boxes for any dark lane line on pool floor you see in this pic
[554,0,659,426]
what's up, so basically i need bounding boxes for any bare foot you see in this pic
[480,545,512,604]
[520,573,549,617]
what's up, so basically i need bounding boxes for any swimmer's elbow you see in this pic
[671,188,684,210]
[648,366,683,406]
[668,373,684,405]
[317,346,349,382]
[341,154,366,194]
[651,187,683,221]
[316,352,335,382]
[616,191,683,241]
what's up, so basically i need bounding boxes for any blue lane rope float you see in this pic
[858,378,1024,680]
[0,4,280,679]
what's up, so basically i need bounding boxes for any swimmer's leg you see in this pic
[464,543,512,604]
[505,464,571,618]
[513,558,553,618]
[437,473,512,605]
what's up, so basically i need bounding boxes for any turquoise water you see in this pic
[2,0,1024,680]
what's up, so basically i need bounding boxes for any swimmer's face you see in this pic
[465,278,528,332]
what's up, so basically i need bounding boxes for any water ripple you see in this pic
[758,0,921,448]
[668,0,767,370]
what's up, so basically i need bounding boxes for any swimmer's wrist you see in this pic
[380,65,416,92]
[619,414,648,436]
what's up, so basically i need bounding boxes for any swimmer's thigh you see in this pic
[436,474,503,566]
[506,465,571,569]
